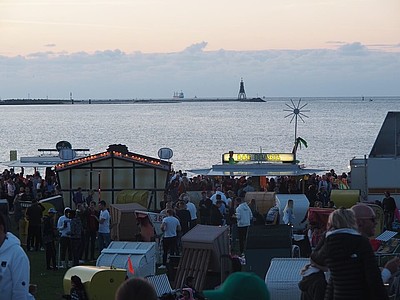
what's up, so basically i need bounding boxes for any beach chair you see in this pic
[145,274,173,298]
[265,258,310,300]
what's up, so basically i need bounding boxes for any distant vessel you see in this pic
[173,91,184,99]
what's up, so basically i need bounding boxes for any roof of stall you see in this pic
[55,144,171,171]
[188,163,325,177]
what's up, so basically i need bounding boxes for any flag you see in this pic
[127,256,134,275]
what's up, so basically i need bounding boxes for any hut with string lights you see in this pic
[55,144,171,210]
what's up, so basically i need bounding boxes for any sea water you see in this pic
[0,97,399,174]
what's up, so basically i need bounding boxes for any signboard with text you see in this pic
[222,152,294,164]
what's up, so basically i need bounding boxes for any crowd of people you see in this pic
[1,166,111,262]
[1,168,59,212]
[166,169,350,206]
[1,166,400,299]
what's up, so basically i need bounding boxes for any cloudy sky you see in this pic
[1,0,399,99]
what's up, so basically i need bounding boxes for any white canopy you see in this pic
[188,163,325,177]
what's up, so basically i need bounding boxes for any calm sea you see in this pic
[0,97,399,175]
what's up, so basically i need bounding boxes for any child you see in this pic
[298,262,327,300]
[70,275,87,300]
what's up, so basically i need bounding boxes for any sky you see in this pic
[1,0,399,99]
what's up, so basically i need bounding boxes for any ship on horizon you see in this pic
[173,91,184,99]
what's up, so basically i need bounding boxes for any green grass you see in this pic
[27,250,67,300]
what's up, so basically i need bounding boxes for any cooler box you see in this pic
[96,241,156,277]
[63,266,126,300]
[265,258,310,300]
[109,203,146,241]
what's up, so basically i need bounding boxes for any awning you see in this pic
[188,163,326,177]
[2,160,56,168]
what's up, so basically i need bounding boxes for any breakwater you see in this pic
[0,97,265,105]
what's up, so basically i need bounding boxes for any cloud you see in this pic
[326,41,346,45]
[337,42,368,55]
[0,42,399,99]
[183,42,208,54]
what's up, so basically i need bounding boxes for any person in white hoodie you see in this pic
[0,212,31,300]
[235,197,253,255]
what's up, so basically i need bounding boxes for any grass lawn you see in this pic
[27,250,67,300]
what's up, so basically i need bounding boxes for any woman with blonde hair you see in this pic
[311,208,388,299]
[283,199,294,225]
[326,207,357,231]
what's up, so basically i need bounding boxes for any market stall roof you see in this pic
[2,143,90,169]
[3,160,57,168]
[188,163,325,177]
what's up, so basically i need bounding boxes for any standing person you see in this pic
[235,197,253,255]
[70,210,83,266]
[283,199,295,225]
[351,203,400,284]
[160,209,181,268]
[0,212,31,300]
[227,197,239,250]
[184,195,197,229]
[248,198,258,217]
[95,200,111,253]
[317,186,330,207]
[13,193,24,239]
[21,187,33,202]
[84,201,99,261]
[25,198,45,251]
[311,208,388,300]
[42,208,58,270]
[175,201,191,254]
[73,187,84,208]
[198,193,210,225]
[210,200,224,226]
[210,187,227,205]
[76,204,87,263]
[382,191,397,230]
[85,190,95,206]
[6,178,16,212]
[57,207,72,268]
[175,201,191,235]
